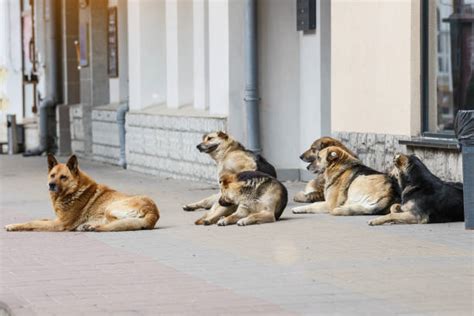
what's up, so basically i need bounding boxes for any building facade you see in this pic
[1,0,472,183]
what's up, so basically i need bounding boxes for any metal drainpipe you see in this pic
[24,0,59,156]
[244,0,261,154]
[116,101,129,168]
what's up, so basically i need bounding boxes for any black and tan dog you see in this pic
[292,146,399,216]
[217,171,287,226]
[295,137,358,203]
[182,131,277,225]
[368,154,464,225]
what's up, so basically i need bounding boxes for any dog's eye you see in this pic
[50,174,55,178]
[208,137,214,140]
[60,175,68,181]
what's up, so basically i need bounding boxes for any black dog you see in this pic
[369,154,464,225]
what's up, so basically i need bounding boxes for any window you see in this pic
[422,0,474,136]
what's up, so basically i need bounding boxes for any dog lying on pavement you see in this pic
[217,171,288,226]
[368,154,464,225]
[292,146,399,216]
[5,154,160,232]
[182,131,277,225]
[295,136,358,203]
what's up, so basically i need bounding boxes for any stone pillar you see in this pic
[72,0,109,157]
[128,0,166,111]
[193,0,209,110]
[57,0,80,156]
[166,0,193,108]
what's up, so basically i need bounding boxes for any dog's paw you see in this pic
[203,219,213,226]
[293,192,308,203]
[237,218,247,226]
[217,217,227,226]
[81,224,97,232]
[182,205,196,212]
[292,207,307,214]
[194,218,205,225]
[367,219,378,226]
[4,224,18,232]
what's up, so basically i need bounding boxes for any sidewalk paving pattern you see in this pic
[0,156,473,315]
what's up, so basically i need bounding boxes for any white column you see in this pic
[208,0,229,115]
[166,0,193,109]
[127,0,142,110]
[193,0,209,110]
[128,0,166,111]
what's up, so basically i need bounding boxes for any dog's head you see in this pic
[47,154,80,195]
[218,173,240,206]
[306,146,353,174]
[300,137,356,163]
[391,153,426,188]
[196,131,230,154]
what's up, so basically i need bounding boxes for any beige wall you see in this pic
[331,0,420,136]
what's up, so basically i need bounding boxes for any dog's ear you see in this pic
[47,154,58,171]
[217,131,228,140]
[327,150,339,162]
[219,173,234,188]
[66,155,79,175]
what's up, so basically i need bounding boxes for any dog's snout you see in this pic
[299,154,304,160]
[49,182,57,191]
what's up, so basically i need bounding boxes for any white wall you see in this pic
[258,0,300,170]
[299,0,331,169]
[208,0,230,115]
[128,0,166,111]
[331,0,420,136]
[0,0,23,141]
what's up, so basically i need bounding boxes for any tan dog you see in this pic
[295,137,358,203]
[5,154,159,232]
[217,171,287,226]
[182,131,276,225]
[292,146,398,216]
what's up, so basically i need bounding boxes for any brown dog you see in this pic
[4,154,160,232]
[292,146,398,216]
[294,137,357,203]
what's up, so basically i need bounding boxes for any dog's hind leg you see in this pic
[89,213,159,232]
[183,193,219,212]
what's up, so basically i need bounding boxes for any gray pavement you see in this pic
[0,155,473,315]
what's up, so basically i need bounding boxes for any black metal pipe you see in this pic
[244,0,261,153]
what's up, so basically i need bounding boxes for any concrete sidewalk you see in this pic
[0,155,473,315]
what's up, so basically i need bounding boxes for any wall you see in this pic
[128,0,166,111]
[0,0,23,142]
[331,0,420,137]
[298,0,331,176]
[258,0,300,171]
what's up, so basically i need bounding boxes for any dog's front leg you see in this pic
[368,204,420,226]
[183,193,219,211]
[292,201,331,214]
[5,219,65,232]
[195,203,237,225]
[217,204,249,226]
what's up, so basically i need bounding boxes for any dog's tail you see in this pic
[275,184,288,220]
